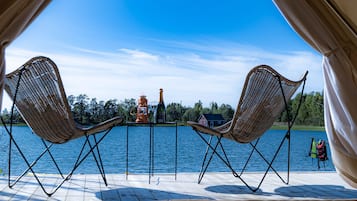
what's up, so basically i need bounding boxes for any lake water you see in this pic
[0,125,334,175]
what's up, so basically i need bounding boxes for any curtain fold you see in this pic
[0,0,50,110]
[274,0,357,188]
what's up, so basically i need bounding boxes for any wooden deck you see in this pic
[0,171,356,200]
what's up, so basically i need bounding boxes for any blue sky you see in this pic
[4,1,323,109]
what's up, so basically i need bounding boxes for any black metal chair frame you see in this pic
[1,67,114,197]
[193,74,307,192]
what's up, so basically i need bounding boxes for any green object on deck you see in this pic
[310,138,317,158]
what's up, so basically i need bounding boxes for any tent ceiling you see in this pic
[329,0,357,37]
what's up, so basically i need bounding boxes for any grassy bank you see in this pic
[271,124,325,131]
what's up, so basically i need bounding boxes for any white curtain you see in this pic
[274,0,357,188]
[0,0,50,110]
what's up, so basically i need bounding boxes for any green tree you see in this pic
[277,91,324,126]
[104,99,118,119]
[117,104,127,122]
[182,100,205,121]
[218,103,234,120]
[182,107,198,121]
[72,94,89,124]
[209,102,219,114]
[301,91,324,126]
[166,102,185,122]
[120,98,136,122]
[0,108,24,124]
[313,92,324,126]
[88,98,102,124]
[67,95,76,109]
[194,100,203,112]
[0,108,11,123]
[0,91,324,126]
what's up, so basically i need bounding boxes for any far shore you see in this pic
[271,124,325,132]
[1,122,326,132]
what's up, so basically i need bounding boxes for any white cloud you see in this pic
[2,42,323,110]
[119,48,159,61]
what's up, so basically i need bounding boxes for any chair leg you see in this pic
[69,129,111,179]
[242,131,291,191]
[9,142,56,187]
[239,135,289,184]
[41,139,65,179]
[7,132,64,196]
[195,129,290,192]
[93,135,107,184]
[195,131,258,191]
[86,134,108,185]
[45,129,112,196]
[4,126,113,197]
[198,135,222,184]
[217,136,235,176]
[195,132,240,181]
[198,136,212,183]
[239,138,260,176]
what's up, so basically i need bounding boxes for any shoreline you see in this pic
[1,123,326,132]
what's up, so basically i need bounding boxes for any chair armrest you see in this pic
[187,121,222,137]
[83,116,123,135]
[213,120,232,132]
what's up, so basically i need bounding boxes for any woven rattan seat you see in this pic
[188,65,308,192]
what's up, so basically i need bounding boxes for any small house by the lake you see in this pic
[198,114,225,128]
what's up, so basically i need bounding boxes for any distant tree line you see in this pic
[1,92,324,126]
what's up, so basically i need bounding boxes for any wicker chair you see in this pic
[1,56,123,196]
[188,65,308,192]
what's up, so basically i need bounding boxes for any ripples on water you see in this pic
[0,126,334,175]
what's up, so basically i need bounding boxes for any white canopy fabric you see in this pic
[274,0,357,188]
[0,0,50,110]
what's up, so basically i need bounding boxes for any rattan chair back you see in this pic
[5,56,83,143]
[228,65,308,143]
